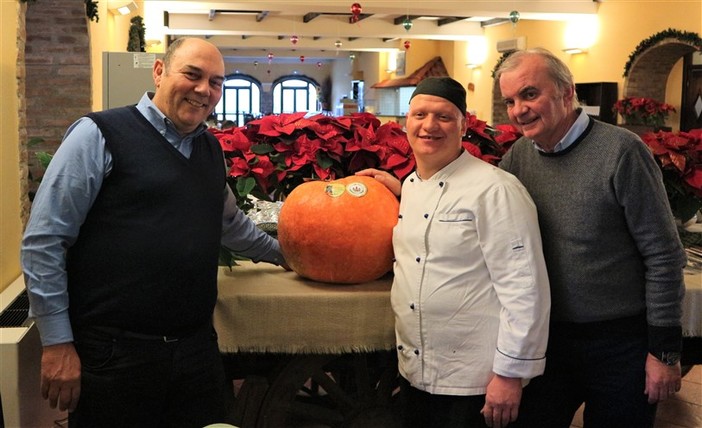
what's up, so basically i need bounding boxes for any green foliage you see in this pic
[127,15,145,52]
[35,151,53,170]
[84,0,99,22]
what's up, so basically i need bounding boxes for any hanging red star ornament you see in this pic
[350,3,362,23]
[267,52,274,64]
[403,40,411,50]
[290,35,299,45]
[300,55,305,63]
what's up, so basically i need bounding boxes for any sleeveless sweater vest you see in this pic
[67,106,225,335]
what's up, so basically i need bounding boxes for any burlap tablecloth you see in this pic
[214,262,395,354]
[683,270,701,337]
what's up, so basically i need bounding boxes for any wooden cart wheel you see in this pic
[255,351,401,428]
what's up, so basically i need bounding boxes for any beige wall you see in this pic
[1,1,23,292]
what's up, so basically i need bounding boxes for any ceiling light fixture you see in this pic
[563,47,587,54]
[109,1,137,15]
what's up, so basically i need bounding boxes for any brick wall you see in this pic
[17,2,28,224]
[24,0,90,199]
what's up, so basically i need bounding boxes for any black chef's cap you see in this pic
[410,77,466,116]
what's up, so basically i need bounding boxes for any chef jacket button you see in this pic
[415,257,421,263]
[423,213,429,219]
[392,257,396,262]
[439,182,444,187]
[397,345,403,350]
[410,303,415,310]
[398,214,403,219]
[410,178,415,182]
[414,349,420,355]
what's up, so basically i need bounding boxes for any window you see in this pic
[214,74,261,126]
[272,76,319,114]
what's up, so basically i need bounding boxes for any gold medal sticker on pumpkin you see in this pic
[345,182,368,198]
[325,183,346,198]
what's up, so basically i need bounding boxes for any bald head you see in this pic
[152,37,225,135]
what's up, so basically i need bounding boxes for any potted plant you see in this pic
[640,128,702,223]
[613,96,676,132]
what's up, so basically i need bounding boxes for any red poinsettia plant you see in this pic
[613,97,676,129]
[209,112,520,212]
[641,128,702,221]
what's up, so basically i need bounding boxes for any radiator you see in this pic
[0,275,66,427]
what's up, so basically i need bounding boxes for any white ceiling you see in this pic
[129,1,600,62]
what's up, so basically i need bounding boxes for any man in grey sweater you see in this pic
[496,48,686,428]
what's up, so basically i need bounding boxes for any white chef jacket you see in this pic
[392,150,550,396]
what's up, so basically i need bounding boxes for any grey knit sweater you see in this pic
[500,118,686,347]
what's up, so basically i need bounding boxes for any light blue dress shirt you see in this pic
[533,108,591,153]
[21,93,284,346]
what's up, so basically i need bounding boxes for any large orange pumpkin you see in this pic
[278,175,399,284]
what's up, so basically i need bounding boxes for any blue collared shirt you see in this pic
[21,93,284,346]
[533,109,590,153]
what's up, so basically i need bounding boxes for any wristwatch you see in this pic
[655,351,681,366]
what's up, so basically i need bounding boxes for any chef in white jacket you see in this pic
[363,77,550,428]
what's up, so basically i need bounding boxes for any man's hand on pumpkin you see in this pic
[355,168,402,197]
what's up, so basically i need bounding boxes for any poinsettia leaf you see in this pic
[462,141,482,158]
[316,152,334,170]
[669,151,687,173]
[684,167,702,193]
[251,143,275,154]
[235,176,257,198]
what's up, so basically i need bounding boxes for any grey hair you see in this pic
[495,48,580,109]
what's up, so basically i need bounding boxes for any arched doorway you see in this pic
[623,31,702,131]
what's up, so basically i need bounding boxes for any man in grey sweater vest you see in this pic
[497,48,686,428]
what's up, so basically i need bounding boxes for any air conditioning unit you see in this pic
[496,36,526,53]
[0,275,66,427]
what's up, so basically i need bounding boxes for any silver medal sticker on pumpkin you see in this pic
[345,182,368,198]
[325,183,345,198]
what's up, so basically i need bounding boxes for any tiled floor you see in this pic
[569,365,702,428]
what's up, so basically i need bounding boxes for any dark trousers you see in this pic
[511,314,656,428]
[399,376,490,428]
[70,324,226,428]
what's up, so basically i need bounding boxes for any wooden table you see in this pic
[214,262,399,428]
[213,263,702,427]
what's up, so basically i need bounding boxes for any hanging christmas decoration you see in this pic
[509,10,520,25]
[267,52,274,64]
[402,16,413,31]
[350,3,362,23]
[335,40,343,48]
[253,60,259,67]
[300,55,305,63]
[349,53,356,61]
[403,40,411,50]
[290,35,299,45]
[267,69,271,75]
[316,61,323,68]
